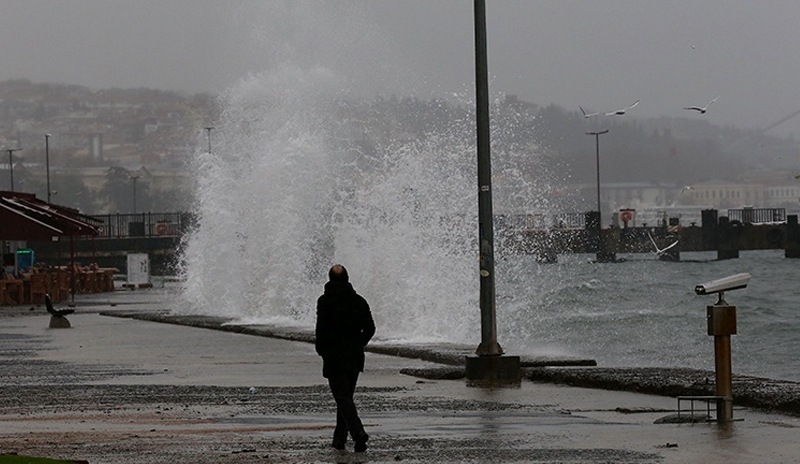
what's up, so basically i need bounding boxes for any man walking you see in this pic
[315,264,375,452]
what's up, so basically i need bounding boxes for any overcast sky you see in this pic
[2,1,800,138]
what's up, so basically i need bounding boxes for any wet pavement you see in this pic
[1,288,799,463]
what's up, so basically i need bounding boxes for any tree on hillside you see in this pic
[96,167,151,213]
[52,173,96,214]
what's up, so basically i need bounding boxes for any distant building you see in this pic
[684,180,764,209]
[684,178,800,211]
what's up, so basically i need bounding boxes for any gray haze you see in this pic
[2,1,800,138]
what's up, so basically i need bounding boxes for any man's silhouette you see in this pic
[315,264,375,452]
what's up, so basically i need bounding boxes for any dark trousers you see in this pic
[327,371,367,442]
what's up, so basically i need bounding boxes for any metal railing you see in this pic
[552,212,586,229]
[84,208,787,239]
[727,208,785,224]
[89,212,195,238]
[495,212,586,231]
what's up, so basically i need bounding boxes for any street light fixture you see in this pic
[473,0,500,358]
[463,0,520,387]
[6,147,22,191]
[45,134,52,203]
[586,129,611,262]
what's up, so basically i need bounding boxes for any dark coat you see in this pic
[315,281,375,378]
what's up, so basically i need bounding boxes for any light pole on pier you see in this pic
[6,147,22,191]
[205,126,214,154]
[586,129,611,262]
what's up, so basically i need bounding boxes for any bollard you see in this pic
[716,216,741,260]
[695,272,750,423]
[786,215,800,259]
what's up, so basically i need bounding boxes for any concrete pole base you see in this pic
[465,355,521,387]
[49,316,71,329]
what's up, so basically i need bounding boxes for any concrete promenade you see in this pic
[1,287,799,463]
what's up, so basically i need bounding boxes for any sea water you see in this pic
[178,2,799,383]
[498,250,799,382]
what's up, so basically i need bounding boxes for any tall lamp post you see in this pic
[6,147,22,191]
[473,0,500,358]
[464,0,520,386]
[586,129,611,262]
[131,175,140,214]
[45,134,52,203]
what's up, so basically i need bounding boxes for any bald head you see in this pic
[328,264,349,282]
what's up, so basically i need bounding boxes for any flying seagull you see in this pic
[684,96,719,114]
[647,231,679,257]
[45,294,75,317]
[579,105,600,118]
[605,100,640,116]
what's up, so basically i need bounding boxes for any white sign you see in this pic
[126,253,150,285]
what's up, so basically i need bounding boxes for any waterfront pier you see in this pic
[14,208,799,275]
[501,208,798,262]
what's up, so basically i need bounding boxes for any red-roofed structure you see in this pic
[0,191,100,241]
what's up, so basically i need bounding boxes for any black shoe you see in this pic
[354,434,369,453]
[332,439,346,450]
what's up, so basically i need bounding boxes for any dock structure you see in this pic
[502,208,800,262]
[19,208,800,273]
